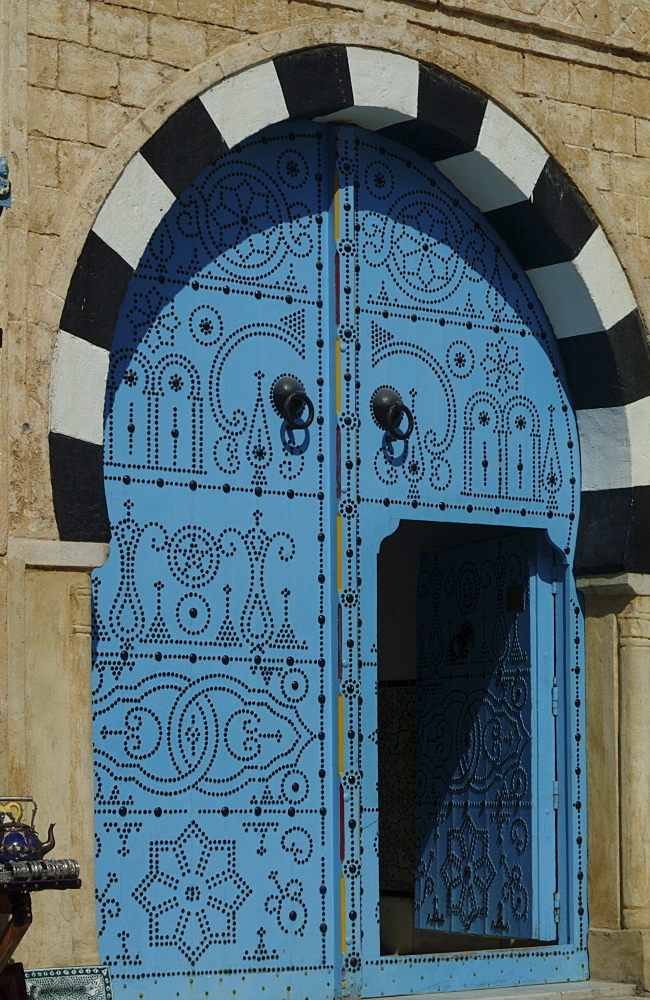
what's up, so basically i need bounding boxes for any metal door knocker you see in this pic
[272,375,315,430]
[371,386,414,441]
[451,621,475,660]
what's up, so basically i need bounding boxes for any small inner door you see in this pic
[375,522,557,958]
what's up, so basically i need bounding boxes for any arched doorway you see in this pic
[91,120,585,998]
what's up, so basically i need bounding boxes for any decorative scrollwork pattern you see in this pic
[94,126,332,984]
[94,121,580,995]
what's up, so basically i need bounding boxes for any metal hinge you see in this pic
[553,780,559,809]
[551,679,558,716]
[553,891,560,923]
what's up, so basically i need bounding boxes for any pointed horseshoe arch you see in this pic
[49,43,650,573]
[91,121,586,994]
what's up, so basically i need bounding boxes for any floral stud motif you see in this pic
[481,338,524,391]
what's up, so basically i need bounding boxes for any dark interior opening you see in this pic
[377,518,545,955]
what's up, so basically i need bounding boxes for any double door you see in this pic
[93,122,572,999]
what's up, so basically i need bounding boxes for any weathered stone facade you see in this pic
[2,0,650,990]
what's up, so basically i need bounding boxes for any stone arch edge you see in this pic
[43,27,650,575]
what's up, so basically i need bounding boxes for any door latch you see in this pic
[272,375,314,429]
[370,386,413,441]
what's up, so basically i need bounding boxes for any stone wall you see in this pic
[580,575,650,989]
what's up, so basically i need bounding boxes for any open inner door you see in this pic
[377,521,558,955]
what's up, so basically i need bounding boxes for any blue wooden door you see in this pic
[93,124,340,1000]
[342,128,582,995]
[415,534,556,940]
[93,122,584,1000]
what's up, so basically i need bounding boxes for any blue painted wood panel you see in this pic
[94,125,339,999]
[351,132,578,555]
[345,128,586,995]
[415,535,556,940]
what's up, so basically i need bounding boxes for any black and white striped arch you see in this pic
[49,44,650,574]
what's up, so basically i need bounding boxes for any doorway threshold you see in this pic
[368,981,639,1000]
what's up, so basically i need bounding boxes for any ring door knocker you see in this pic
[371,386,414,441]
[272,375,315,430]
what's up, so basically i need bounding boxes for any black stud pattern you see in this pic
[414,539,536,938]
[353,133,577,556]
[93,126,334,986]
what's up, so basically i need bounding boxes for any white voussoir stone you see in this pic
[577,395,650,491]
[436,101,549,213]
[528,227,636,339]
[436,101,548,212]
[50,330,110,445]
[317,47,418,130]
[201,61,288,148]
[92,153,175,269]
